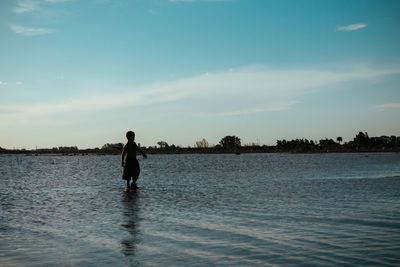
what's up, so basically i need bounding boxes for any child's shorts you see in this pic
[123,158,140,181]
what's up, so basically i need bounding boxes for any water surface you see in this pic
[1,153,400,266]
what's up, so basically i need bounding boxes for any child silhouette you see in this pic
[121,131,147,189]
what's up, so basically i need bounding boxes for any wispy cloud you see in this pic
[336,23,367,32]
[0,81,8,86]
[376,103,400,109]
[1,64,399,125]
[14,0,69,14]
[14,0,40,14]
[11,24,55,36]
[219,101,300,116]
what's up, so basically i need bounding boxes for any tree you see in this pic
[219,136,241,149]
[59,146,79,153]
[319,139,336,147]
[336,136,343,144]
[196,138,209,148]
[157,141,169,148]
[354,132,370,144]
[101,143,123,153]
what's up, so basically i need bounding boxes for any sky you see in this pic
[0,0,399,149]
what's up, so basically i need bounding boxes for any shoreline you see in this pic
[1,147,399,156]
[1,132,399,155]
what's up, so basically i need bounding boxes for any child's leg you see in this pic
[131,175,138,189]
[130,161,140,189]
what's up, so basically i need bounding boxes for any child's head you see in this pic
[126,131,135,141]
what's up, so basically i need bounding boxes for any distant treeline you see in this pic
[1,132,399,155]
[274,132,400,153]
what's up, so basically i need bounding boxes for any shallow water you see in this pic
[1,153,400,266]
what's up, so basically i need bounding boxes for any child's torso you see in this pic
[125,142,137,158]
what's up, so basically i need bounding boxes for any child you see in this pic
[121,131,147,189]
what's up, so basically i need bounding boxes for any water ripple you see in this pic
[1,153,400,266]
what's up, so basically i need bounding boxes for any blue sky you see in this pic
[0,0,399,149]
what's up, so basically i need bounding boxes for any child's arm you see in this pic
[121,145,126,167]
[137,144,147,159]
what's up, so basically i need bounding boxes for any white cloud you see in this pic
[11,24,55,36]
[1,64,399,125]
[336,23,367,32]
[16,81,23,85]
[14,0,39,14]
[0,81,8,86]
[219,101,300,116]
[14,0,69,14]
[376,103,400,109]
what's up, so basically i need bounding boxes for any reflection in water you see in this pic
[121,189,140,257]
